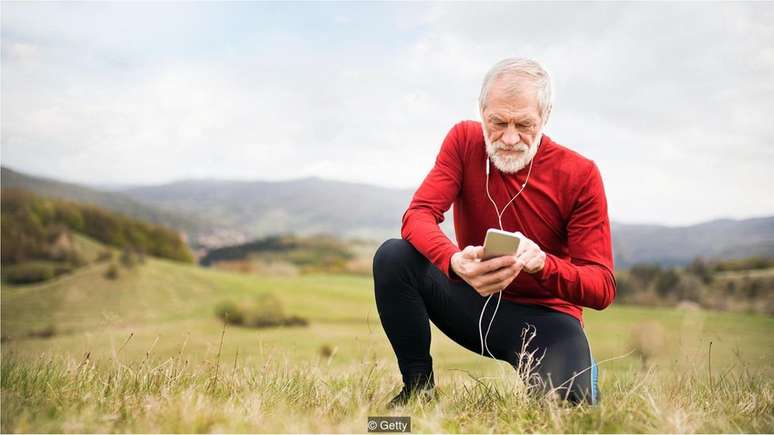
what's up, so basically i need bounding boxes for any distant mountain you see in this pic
[0,166,213,243]
[120,176,774,267]
[612,217,774,268]
[4,166,772,266]
[119,176,446,242]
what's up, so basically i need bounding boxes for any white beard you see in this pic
[483,123,542,174]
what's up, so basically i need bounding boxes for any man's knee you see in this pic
[373,238,418,276]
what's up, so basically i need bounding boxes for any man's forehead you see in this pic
[485,79,541,118]
[485,95,541,120]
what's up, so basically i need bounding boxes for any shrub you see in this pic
[240,293,286,327]
[67,250,87,267]
[120,248,137,268]
[672,273,706,302]
[655,269,680,297]
[96,250,113,262]
[52,263,74,276]
[282,315,309,327]
[687,257,713,284]
[104,262,120,280]
[613,274,639,301]
[27,325,56,339]
[713,256,774,272]
[629,264,663,286]
[319,344,334,358]
[3,263,56,284]
[136,247,146,264]
[213,294,307,328]
[214,300,244,325]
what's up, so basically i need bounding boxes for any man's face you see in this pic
[481,79,545,173]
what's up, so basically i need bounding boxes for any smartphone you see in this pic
[483,229,522,260]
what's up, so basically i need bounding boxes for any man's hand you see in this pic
[515,235,546,274]
[450,245,522,297]
[450,236,547,297]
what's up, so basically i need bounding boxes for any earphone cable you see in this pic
[479,151,536,358]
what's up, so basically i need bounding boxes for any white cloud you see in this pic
[1,2,773,225]
[401,2,774,224]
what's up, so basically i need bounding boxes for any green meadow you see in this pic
[2,249,773,433]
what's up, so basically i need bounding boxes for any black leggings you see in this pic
[373,238,599,405]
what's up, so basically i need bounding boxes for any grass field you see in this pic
[2,252,773,433]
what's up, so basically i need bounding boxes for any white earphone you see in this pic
[478,139,539,359]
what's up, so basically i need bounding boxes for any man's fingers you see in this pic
[475,267,520,296]
[516,245,546,272]
[516,238,539,258]
[477,274,516,296]
[516,250,536,265]
[477,264,519,287]
[462,245,484,260]
[523,252,546,273]
[473,255,516,275]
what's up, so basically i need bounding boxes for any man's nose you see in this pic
[501,125,521,146]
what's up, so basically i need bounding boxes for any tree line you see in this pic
[615,256,773,314]
[1,188,193,268]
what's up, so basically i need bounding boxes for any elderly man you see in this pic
[373,58,615,408]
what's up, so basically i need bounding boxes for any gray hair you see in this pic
[478,58,553,119]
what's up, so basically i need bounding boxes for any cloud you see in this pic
[1,2,773,225]
[401,2,774,224]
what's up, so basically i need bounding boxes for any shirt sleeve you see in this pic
[401,122,465,278]
[535,161,617,310]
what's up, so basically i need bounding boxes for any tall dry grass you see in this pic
[2,329,771,433]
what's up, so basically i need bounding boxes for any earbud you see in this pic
[486,158,490,176]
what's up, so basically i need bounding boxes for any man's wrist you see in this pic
[534,253,554,281]
[448,251,463,280]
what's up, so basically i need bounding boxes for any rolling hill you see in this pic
[1,166,214,245]
[3,166,772,266]
[612,217,774,267]
[2,231,772,434]
[1,188,193,267]
[2,236,771,374]
[120,175,774,267]
[119,176,422,241]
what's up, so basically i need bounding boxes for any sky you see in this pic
[2,2,773,226]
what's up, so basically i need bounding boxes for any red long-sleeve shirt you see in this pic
[401,120,616,326]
